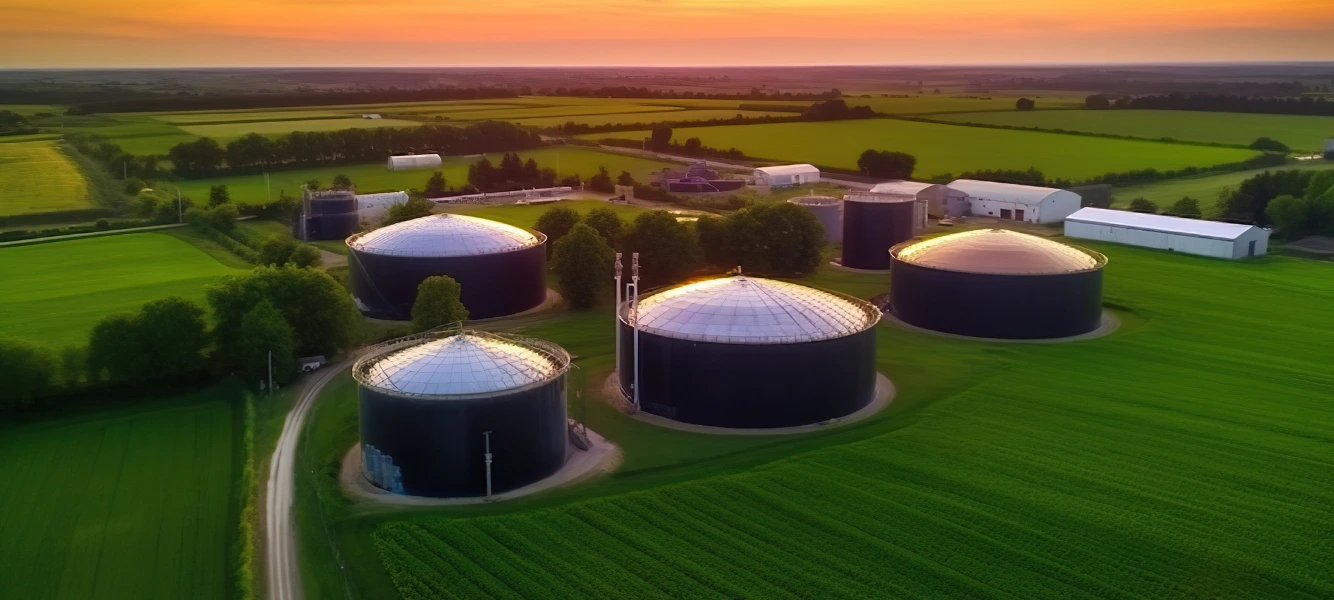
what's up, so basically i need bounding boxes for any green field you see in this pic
[294,223,1333,598]
[0,232,246,347]
[934,109,1334,152]
[855,93,1086,114]
[0,391,235,600]
[171,146,677,204]
[589,119,1261,180]
[510,109,791,128]
[179,117,423,140]
[1111,161,1334,214]
[0,141,91,216]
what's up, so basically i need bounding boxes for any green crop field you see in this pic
[0,232,246,347]
[0,390,235,600]
[855,93,1086,114]
[1111,162,1334,215]
[179,117,423,140]
[0,141,91,216]
[934,109,1334,152]
[509,109,792,128]
[294,223,1333,599]
[153,109,361,124]
[171,146,677,204]
[589,119,1261,180]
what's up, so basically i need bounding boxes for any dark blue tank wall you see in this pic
[842,201,915,270]
[349,244,546,320]
[358,379,568,498]
[617,320,877,428]
[889,258,1104,339]
[303,213,360,241]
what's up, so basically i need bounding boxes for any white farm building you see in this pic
[355,191,411,223]
[949,179,1082,224]
[867,181,970,218]
[387,154,443,171]
[755,164,820,187]
[1064,207,1269,259]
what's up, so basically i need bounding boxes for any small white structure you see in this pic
[361,114,382,120]
[949,179,1082,224]
[1324,138,1334,159]
[298,355,327,373]
[387,154,442,171]
[1064,207,1269,259]
[355,191,411,222]
[868,181,969,218]
[755,164,820,187]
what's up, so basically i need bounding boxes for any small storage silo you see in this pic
[788,195,843,243]
[842,195,916,270]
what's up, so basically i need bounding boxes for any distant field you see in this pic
[934,109,1334,152]
[80,116,197,155]
[1111,161,1334,214]
[153,109,358,124]
[0,392,234,600]
[180,117,422,139]
[854,93,1086,114]
[444,198,651,225]
[0,104,62,116]
[0,141,90,216]
[171,146,677,204]
[590,119,1260,180]
[0,232,245,347]
[510,109,791,128]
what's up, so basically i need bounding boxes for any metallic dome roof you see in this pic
[355,332,568,398]
[627,276,879,344]
[892,229,1104,275]
[348,214,543,258]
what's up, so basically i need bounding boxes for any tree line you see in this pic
[1,265,360,413]
[1087,93,1334,117]
[526,86,844,101]
[169,120,542,177]
[1215,169,1334,233]
[63,87,518,115]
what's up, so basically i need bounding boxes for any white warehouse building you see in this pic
[387,154,443,171]
[755,164,820,187]
[1064,207,1269,259]
[355,191,411,223]
[867,181,970,218]
[949,179,1082,224]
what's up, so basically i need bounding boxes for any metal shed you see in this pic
[754,164,820,187]
[1064,207,1269,259]
[387,154,443,171]
[949,179,1082,224]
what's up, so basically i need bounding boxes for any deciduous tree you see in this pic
[411,276,469,332]
[552,224,615,309]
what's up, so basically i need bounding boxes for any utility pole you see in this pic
[177,189,183,223]
[631,253,641,410]
[267,350,273,396]
[613,252,623,384]
[264,168,271,203]
[483,431,494,497]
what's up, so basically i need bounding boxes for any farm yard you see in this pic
[933,109,1334,152]
[589,119,1262,180]
[305,237,1334,600]
[0,391,235,600]
[0,232,245,347]
[0,141,90,217]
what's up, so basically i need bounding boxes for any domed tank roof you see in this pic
[628,276,879,344]
[348,214,543,258]
[892,229,1104,275]
[355,332,568,397]
[789,195,842,206]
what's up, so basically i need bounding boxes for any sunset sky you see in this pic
[4,0,1334,67]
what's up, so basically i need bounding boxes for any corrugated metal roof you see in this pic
[894,229,1103,275]
[387,154,442,170]
[1066,207,1261,241]
[630,276,878,344]
[948,179,1064,205]
[869,181,935,195]
[348,214,542,257]
[358,333,562,397]
[755,164,820,176]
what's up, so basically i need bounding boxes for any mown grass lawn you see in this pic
[0,141,91,216]
[305,239,1331,599]
[0,232,246,347]
[0,388,237,600]
[587,119,1261,180]
[934,109,1334,152]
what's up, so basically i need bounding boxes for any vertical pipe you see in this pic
[483,431,493,498]
[613,253,622,390]
[631,253,641,410]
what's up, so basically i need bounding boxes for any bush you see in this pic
[86,297,208,384]
[208,184,231,207]
[620,211,701,287]
[259,236,298,266]
[0,339,57,411]
[411,276,468,332]
[857,150,917,179]
[206,266,361,365]
[534,207,581,252]
[1128,198,1159,213]
[288,244,322,268]
[1166,197,1203,218]
[551,224,615,310]
[587,166,615,193]
[123,177,147,195]
[95,219,110,230]
[238,300,295,387]
[1016,97,1036,111]
[583,208,624,245]
[1248,137,1290,153]
[382,196,435,226]
[697,202,825,275]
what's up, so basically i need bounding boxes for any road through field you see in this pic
[265,355,359,600]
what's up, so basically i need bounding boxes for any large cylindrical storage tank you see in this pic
[354,331,571,498]
[842,196,916,270]
[617,276,880,429]
[788,196,843,243]
[303,190,360,241]
[347,214,547,320]
[889,229,1107,339]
